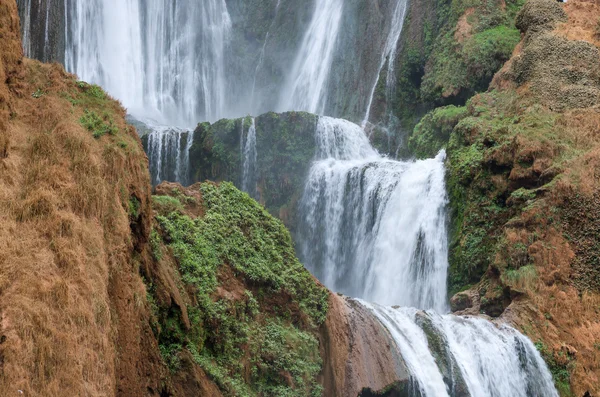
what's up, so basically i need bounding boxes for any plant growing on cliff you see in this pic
[152,182,328,396]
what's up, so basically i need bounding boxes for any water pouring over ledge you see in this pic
[297,116,558,396]
[298,116,449,312]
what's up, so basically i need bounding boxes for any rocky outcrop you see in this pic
[320,295,410,396]
[187,111,317,231]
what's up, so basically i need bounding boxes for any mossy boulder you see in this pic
[409,105,468,159]
[515,0,567,35]
[148,182,328,396]
[189,111,318,231]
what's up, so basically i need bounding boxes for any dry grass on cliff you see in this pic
[0,8,160,392]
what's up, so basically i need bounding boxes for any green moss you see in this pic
[152,195,184,214]
[128,196,140,219]
[79,109,118,138]
[152,182,328,396]
[409,105,468,158]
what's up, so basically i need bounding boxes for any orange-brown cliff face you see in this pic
[0,0,169,395]
[444,0,600,395]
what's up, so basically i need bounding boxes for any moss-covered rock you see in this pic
[409,105,468,159]
[148,182,328,396]
[189,111,317,231]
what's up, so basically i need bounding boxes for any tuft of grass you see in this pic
[79,109,118,138]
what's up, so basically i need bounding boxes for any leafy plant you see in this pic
[79,109,118,138]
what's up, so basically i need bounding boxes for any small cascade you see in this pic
[362,303,559,397]
[278,0,344,114]
[363,0,409,125]
[298,117,449,311]
[240,117,258,199]
[146,126,194,186]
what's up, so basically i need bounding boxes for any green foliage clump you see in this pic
[128,196,141,219]
[152,195,184,215]
[79,109,118,138]
[153,182,327,396]
[421,7,522,104]
[409,105,468,158]
[392,0,525,130]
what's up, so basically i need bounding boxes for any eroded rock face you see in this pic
[512,0,600,111]
[320,294,411,397]
[515,0,568,36]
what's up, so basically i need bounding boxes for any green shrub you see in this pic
[79,109,118,138]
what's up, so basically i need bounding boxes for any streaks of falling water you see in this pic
[297,116,449,312]
[146,125,194,187]
[64,0,231,126]
[361,302,559,397]
[241,117,258,199]
[278,0,343,115]
[363,0,409,126]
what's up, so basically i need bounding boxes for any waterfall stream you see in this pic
[298,117,449,311]
[64,0,231,126]
[298,117,558,396]
[241,117,258,199]
[363,0,409,125]
[278,0,344,114]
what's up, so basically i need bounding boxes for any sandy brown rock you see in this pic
[319,294,409,397]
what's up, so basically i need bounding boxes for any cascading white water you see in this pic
[298,117,449,312]
[299,117,558,395]
[362,302,559,397]
[278,0,343,114]
[65,0,231,126]
[241,117,258,199]
[146,126,194,187]
[363,0,409,125]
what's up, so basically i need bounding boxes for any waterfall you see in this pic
[241,117,258,199]
[298,117,449,312]
[298,117,558,395]
[363,0,409,125]
[146,126,194,187]
[362,303,559,397]
[278,0,344,114]
[64,0,231,126]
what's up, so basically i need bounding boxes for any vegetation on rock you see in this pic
[148,182,328,396]
[407,0,600,394]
